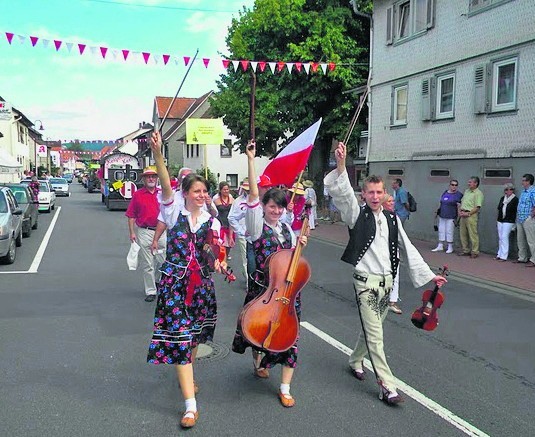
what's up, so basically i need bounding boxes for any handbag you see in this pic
[127,241,140,270]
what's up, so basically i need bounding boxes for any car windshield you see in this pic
[38,183,50,192]
[51,178,67,184]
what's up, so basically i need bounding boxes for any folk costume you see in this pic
[147,200,221,365]
[324,169,434,397]
[232,198,299,370]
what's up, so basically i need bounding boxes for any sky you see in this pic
[0,0,255,142]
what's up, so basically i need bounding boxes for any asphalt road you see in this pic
[1,182,534,436]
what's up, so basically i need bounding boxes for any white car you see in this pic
[49,177,70,197]
[36,180,56,212]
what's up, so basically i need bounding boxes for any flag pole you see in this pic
[289,170,304,204]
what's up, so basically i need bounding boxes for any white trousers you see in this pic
[496,222,514,260]
[135,227,166,296]
[236,235,248,281]
[438,217,455,243]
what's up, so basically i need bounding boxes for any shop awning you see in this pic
[0,148,22,173]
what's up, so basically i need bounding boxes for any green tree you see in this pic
[66,140,84,152]
[211,0,371,184]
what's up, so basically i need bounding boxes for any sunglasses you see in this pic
[450,183,458,186]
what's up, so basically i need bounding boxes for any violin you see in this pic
[203,229,236,283]
[411,265,448,331]
[239,214,311,353]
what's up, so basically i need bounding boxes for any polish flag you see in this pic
[260,119,322,187]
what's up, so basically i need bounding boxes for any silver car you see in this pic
[49,177,70,197]
[0,187,23,264]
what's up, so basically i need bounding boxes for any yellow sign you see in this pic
[112,180,124,190]
[186,118,224,144]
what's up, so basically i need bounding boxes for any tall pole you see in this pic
[249,71,256,141]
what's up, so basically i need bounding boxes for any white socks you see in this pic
[280,383,290,395]
[431,244,444,252]
[185,397,197,414]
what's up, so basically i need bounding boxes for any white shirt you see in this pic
[159,194,221,236]
[157,190,217,223]
[324,169,435,288]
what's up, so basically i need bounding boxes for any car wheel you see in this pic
[15,230,22,247]
[52,203,55,210]
[0,239,16,264]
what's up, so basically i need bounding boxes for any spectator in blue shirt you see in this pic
[392,178,410,223]
[515,173,535,266]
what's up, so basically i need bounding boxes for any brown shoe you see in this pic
[253,366,270,378]
[389,302,402,314]
[349,366,366,381]
[180,411,199,428]
[458,252,470,256]
[526,261,535,267]
[512,260,527,263]
[470,253,479,259]
[278,391,296,408]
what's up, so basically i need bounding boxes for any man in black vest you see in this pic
[324,142,446,405]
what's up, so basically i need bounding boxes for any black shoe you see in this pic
[349,366,366,381]
[144,294,156,302]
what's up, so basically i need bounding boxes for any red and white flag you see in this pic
[260,118,322,187]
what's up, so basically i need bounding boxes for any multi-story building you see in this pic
[366,0,535,252]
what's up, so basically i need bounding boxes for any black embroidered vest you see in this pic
[341,205,399,279]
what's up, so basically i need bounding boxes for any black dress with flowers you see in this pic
[231,222,301,369]
[147,213,217,365]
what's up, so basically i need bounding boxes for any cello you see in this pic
[239,215,311,353]
[411,265,448,331]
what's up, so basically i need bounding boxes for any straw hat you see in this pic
[141,166,158,177]
[240,179,250,190]
[288,182,305,195]
[303,180,314,188]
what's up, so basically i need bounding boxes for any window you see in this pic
[226,174,238,188]
[388,169,404,176]
[392,84,408,125]
[492,58,517,112]
[469,0,513,14]
[430,169,450,177]
[220,139,232,157]
[484,169,511,178]
[436,73,455,119]
[386,0,434,45]
[474,57,518,114]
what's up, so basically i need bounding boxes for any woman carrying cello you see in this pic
[232,140,308,408]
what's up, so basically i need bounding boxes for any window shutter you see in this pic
[390,87,395,125]
[421,79,431,120]
[474,65,487,114]
[386,6,394,45]
[426,0,435,29]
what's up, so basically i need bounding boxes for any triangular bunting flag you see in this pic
[173,56,180,66]
[153,54,159,65]
[232,60,239,71]
[240,60,249,71]
[42,39,50,49]
[268,62,276,74]
[258,61,266,72]
[303,63,310,74]
[328,62,336,72]
[78,43,86,55]
[122,49,129,60]
[5,32,14,44]
[30,36,39,46]
[142,52,150,64]
[163,54,170,65]
[54,40,62,51]
[250,61,258,72]
[17,35,26,45]
[277,61,285,72]
[90,46,98,57]
[183,56,190,66]
[111,49,119,60]
[222,59,230,69]
[286,62,294,73]
[66,42,73,53]
[202,58,210,68]
[320,63,327,74]
[311,62,319,73]
[100,47,108,59]
[295,62,302,72]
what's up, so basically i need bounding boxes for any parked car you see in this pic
[0,183,38,237]
[0,187,23,264]
[21,179,56,212]
[50,177,70,197]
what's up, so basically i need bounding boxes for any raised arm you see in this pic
[150,131,172,202]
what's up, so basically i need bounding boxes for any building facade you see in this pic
[368,0,535,253]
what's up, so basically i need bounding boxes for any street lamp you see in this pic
[33,120,44,176]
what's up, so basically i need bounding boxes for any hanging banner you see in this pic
[37,144,48,157]
[185,118,224,145]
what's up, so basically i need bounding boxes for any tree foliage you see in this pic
[211,0,371,165]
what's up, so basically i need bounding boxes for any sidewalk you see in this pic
[310,220,534,293]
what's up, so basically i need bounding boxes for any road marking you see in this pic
[28,206,61,273]
[301,321,490,437]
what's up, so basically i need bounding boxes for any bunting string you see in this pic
[2,30,344,75]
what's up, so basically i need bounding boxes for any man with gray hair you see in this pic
[515,173,535,266]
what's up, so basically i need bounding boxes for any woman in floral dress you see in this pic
[148,132,222,429]
[232,140,307,408]
[213,181,235,259]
